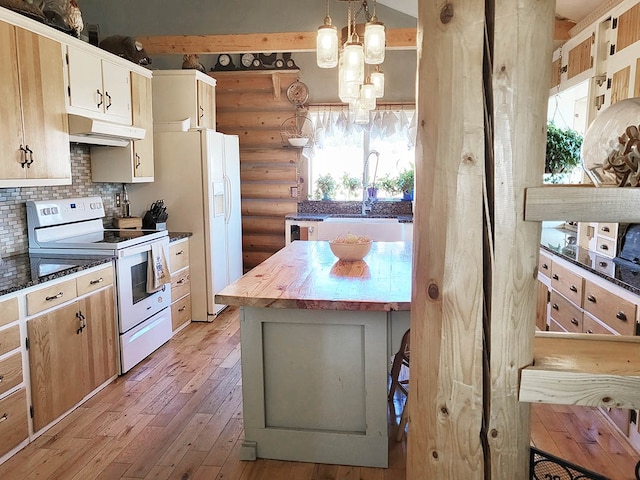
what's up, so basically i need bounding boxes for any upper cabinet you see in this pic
[66,45,132,125]
[0,20,71,187]
[152,70,217,130]
[91,72,155,183]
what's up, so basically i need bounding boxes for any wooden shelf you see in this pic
[524,185,640,222]
[519,332,640,409]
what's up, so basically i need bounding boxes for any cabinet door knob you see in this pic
[571,318,579,326]
[552,303,559,310]
[570,285,578,292]
[616,311,628,322]
[587,295,596,303]
[552,274,559,280]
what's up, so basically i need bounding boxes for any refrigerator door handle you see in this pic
[224,174,232,224]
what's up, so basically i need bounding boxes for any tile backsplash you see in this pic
[0,144,123,258]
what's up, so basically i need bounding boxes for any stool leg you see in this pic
[396,395,409,442]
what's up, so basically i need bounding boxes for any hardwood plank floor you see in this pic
[0,306,636,479]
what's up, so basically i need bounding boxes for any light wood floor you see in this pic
[0,306,637,479]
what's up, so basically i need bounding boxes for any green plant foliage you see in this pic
[397,164,415,193]
[315,173,338,200]
[341,172,361,199]
[545,122,583,181]
[379,174,401,196]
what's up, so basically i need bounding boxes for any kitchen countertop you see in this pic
[285,213,414,223]
[0,254,114,297]
[216,240,412,311]
[540,227,640,295]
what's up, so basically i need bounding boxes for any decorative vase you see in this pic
[402,190,413,201]
[367,187,378,199]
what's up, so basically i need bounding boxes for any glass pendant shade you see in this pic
[364,21,385,64]
[360,82,376,110]
[371,70,384,98]
[343,42,365,85]
[338,53,359,103]
[316,20,338,68]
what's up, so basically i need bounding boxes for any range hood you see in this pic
[68,114,146,147]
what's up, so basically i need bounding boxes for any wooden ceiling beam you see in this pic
[138,28,416,55]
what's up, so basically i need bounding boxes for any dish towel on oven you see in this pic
[146,242,170,293]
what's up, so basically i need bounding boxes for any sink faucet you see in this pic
[362,150,380,215]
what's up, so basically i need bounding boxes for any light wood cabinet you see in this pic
[90,72,155,183]
[0,353,23,398]
[152,70,217,130]
[0,389,28,458]
[27,265,117,432]
[550,262,584,307]
[583,280,637,336]
[0,20,70,187]
[66,45,132,125]
[169,238,191,332]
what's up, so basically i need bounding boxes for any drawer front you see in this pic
[538,251,552,279]
[550,263,583,306]
[583,281,636,336]
[548,318,567,333]
[76,265,114,296]
[583,313,615,335]
[597,223,618,240]
[0,326,20,357]
[0,388,29,458]
[593,255,615,277]
[171,295,191,331]
[169,240,190,273]
[0,297,18,328]
[0,352,23,397]
[549,291,582,333]
[595,236,616,258]
[171,269,191,302]
[26,278,77,316]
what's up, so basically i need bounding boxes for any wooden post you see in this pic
[408,0,554,478]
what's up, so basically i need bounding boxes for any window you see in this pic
[304,106,416,200]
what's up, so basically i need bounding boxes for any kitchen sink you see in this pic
[323,216,399,223]
[318,216,409,241]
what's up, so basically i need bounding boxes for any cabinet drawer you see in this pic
[0,326,20,357]
[169,240,190,273]
[593,255,615,277]
[26,278,77,316]
[538,251,552,278]
[583,313,615,335]
[0,297,18,328]
[76,265,114,296]
[171,295,191,331]
[595,236,616,258]
[550,263,583,306]
[0,388,28,458]
[548,318,567,333]
[583,281,636,336]
[597,223,618,240]
[171,269,191,302]
[549,291,582,333]
[0,352,22,397]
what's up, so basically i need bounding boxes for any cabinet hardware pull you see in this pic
[0,375,3,382]
[89,277,104,285]
[586,329,594,334]
[542,263,548,270]
[177,279,185,284]
[25,146,34,167]
[600,244,609,250]
[587,295,596,303]
[135,153,141,168]
[616,311,628,322]
[199,105,204,119]
[105,92,112,110]
[76,311,87,334]
[178,306,186,312]
[601,226,610,232]
[552,303,559,310]
[96,89,103,108]
[0,413,7,423]
[599,262,608,267]
[570,285,578,292]
[45,292,64,301]
[19,145,28,168]
[175,250,184,255]
[571,318,579,326]
[552,274,559,280]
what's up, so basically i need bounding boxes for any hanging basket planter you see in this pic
[280,114,314,148]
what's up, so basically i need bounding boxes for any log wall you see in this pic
[212,71,300,271]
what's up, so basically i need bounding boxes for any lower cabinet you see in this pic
[0,389,28,458]
[169,238,191,332]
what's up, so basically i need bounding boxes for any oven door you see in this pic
[116,238,172,333]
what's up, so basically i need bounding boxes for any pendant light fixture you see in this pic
[316,0,338,68]
[316,0,386,108]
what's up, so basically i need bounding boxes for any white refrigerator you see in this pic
[128,129,243,321]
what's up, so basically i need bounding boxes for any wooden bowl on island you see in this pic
[329,234,372,261]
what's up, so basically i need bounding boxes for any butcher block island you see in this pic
[215,241,412,468]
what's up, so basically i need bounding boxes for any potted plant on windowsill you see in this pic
[315,173,337,201]
[341,173,362,200]
[397,165,415,201]
[545,122,583,184]
[379,174,401,199]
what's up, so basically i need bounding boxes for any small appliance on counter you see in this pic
[143,200,168,230]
